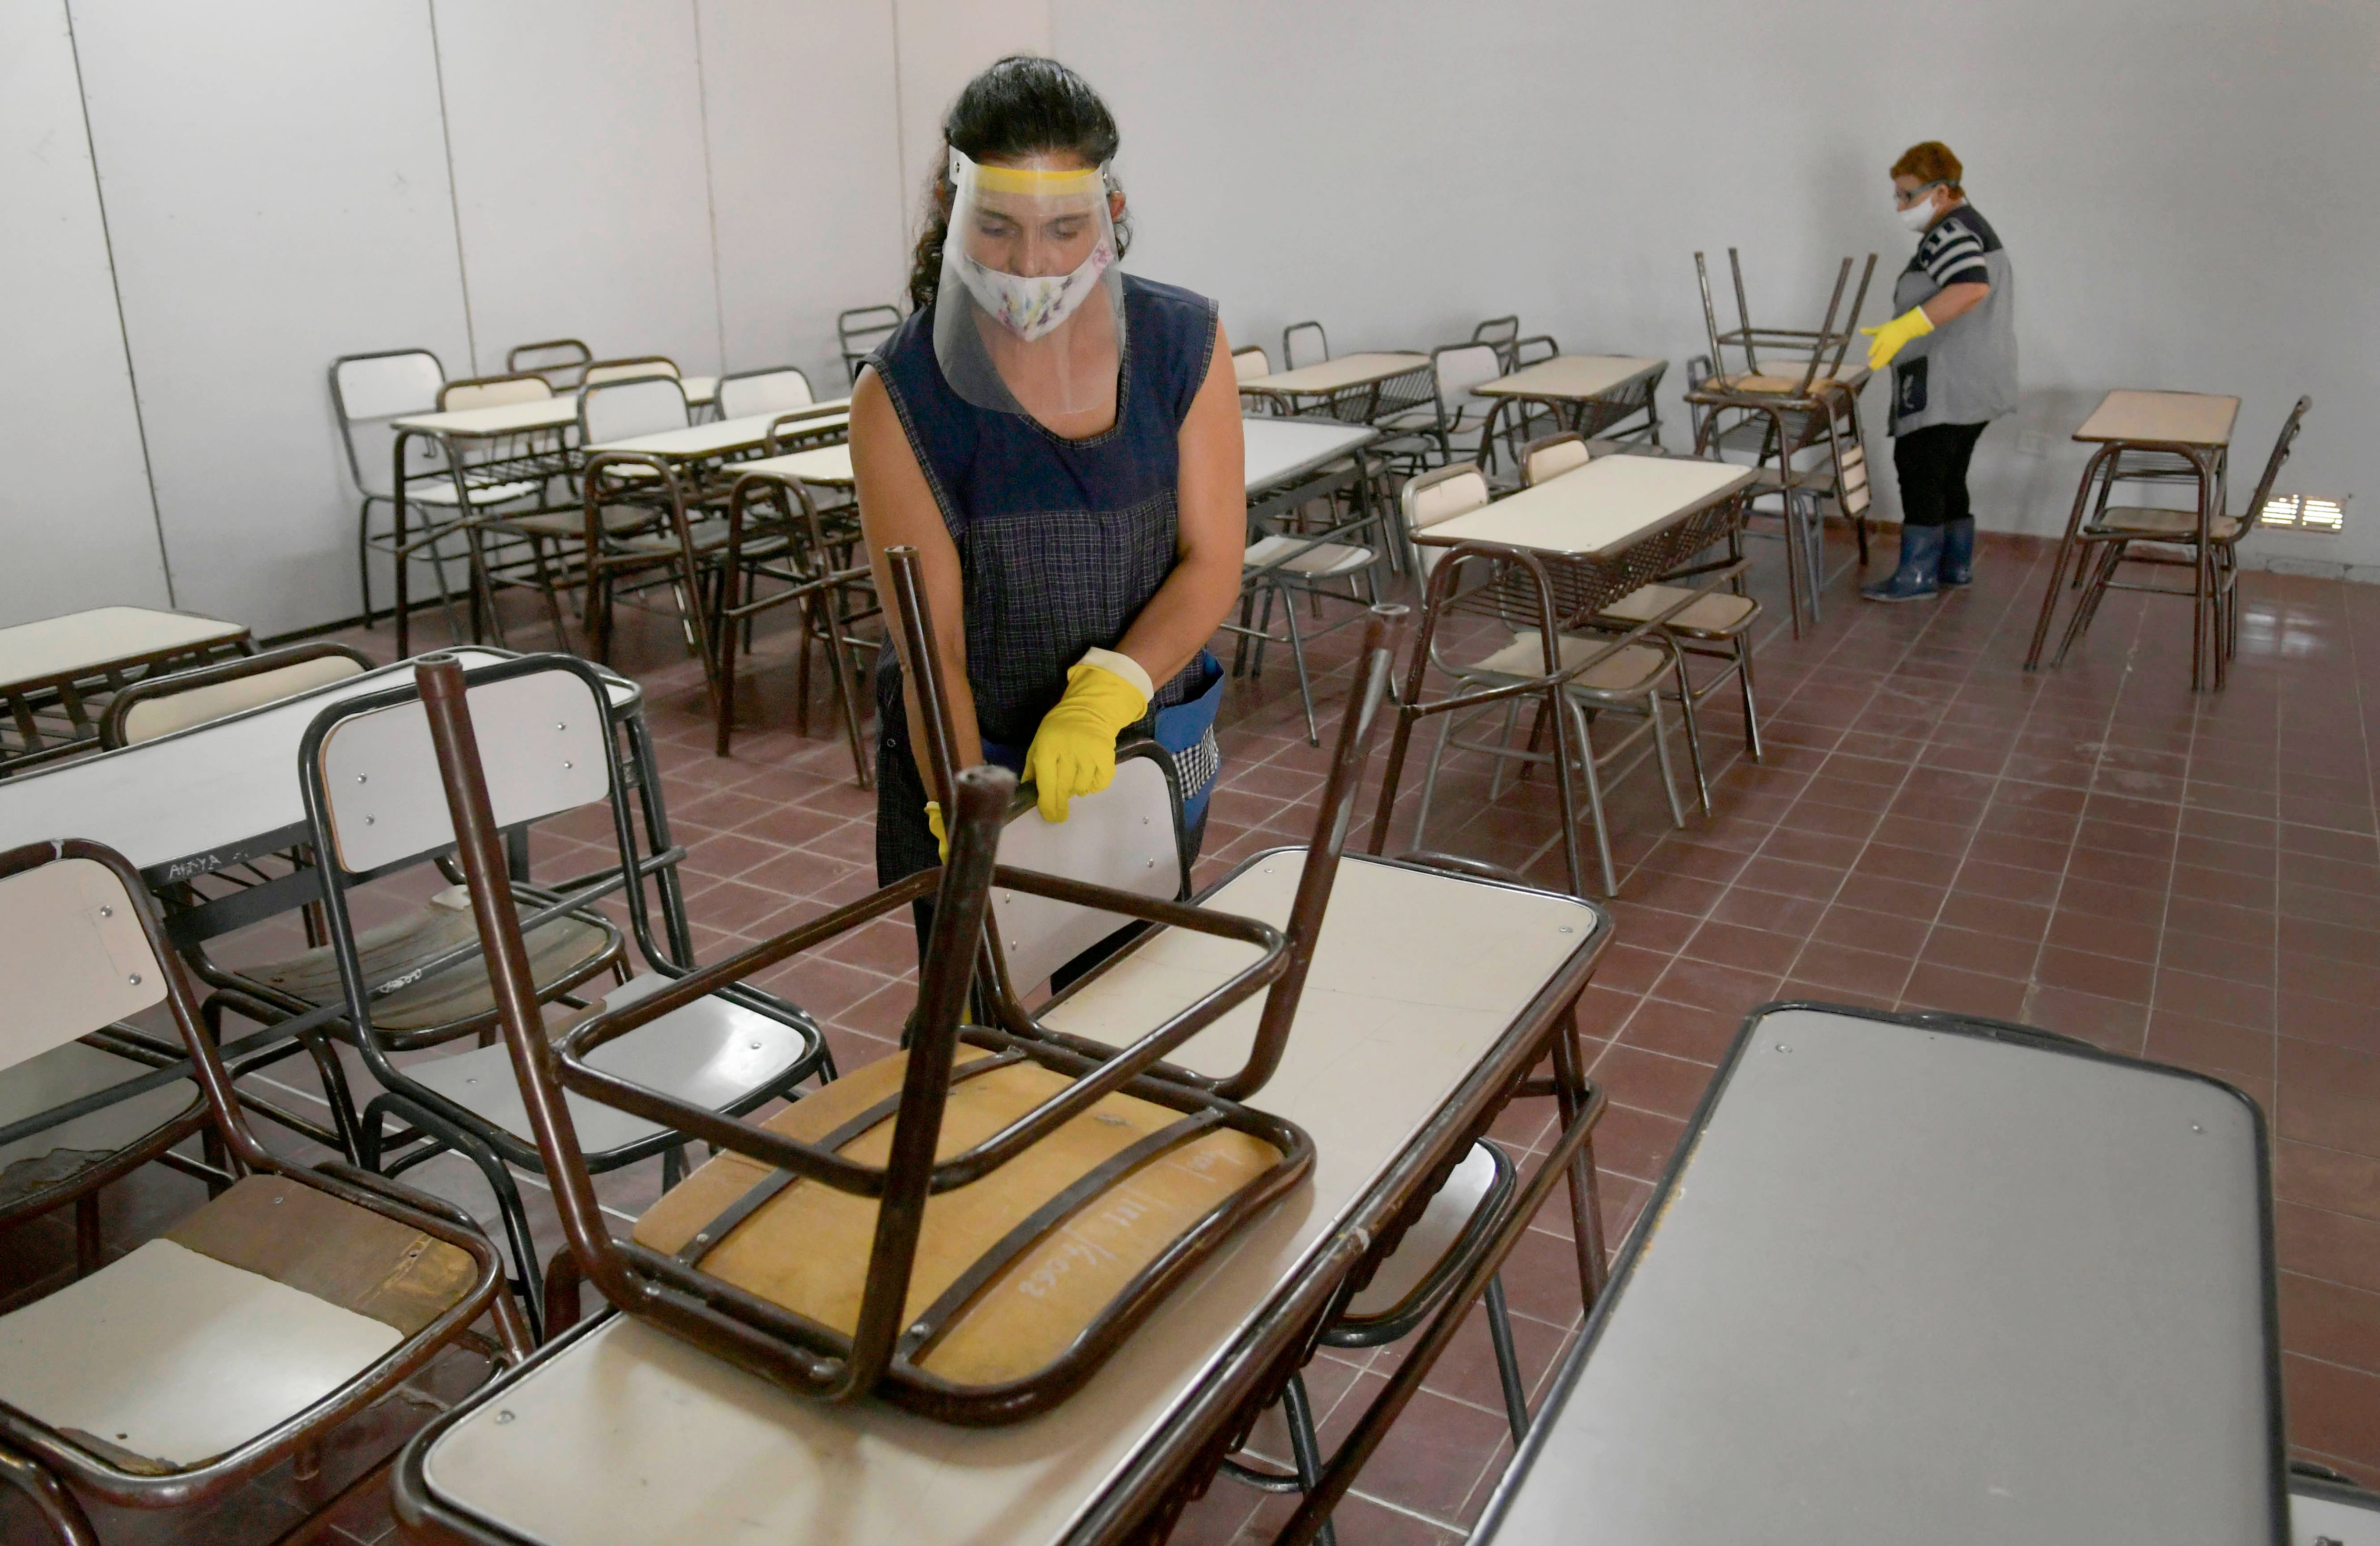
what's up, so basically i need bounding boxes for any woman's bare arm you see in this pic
[851,367,982,795]
[1113,320,1248,685]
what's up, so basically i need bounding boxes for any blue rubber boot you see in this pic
[1861,523,1945,603]
[1939,518,1976,587]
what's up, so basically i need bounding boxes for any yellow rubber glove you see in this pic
[1023,648,1152,823]
[924,800,947,861]
[1861,305,1934,371]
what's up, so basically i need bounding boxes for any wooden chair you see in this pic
[0,838,527,1545]
[716,367,816,420]
[100,642,374,751]
[1283,320,1329,371]
[1519,431,1592,488]
[581,356,681,388]
[329,349,473,637]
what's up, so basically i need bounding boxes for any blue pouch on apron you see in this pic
[1150,650,1225,830]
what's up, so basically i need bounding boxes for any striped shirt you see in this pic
[1912,204,1995,290]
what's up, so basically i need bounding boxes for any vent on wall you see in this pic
[2259,495,2346,532]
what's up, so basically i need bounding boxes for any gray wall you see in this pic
[5,0,2371,635]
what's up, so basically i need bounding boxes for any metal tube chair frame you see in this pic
[333,348,474,650]
[284,653,832,1338]
[2038,396,2307,692]
[1372,482,1746,896]
[839,305,906,384]
[405,578,1404,1425]
[714,466,877,780]
[1475,359,1670,479]
[505,339,593,391]
[1523,443,1766,768]
[1686,250,1879,636]
[1282,320,1329,372]
[1223,449,1395,744]
[575,450,754,699]
[0,837,531,1545]
[1469,316,1521,371]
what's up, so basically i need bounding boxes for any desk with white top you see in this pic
[1415,451,1752,562]
[734,442,855,490]
[2025,389,2243,689]
[0,608,253,775]
[394,851,1615,1546]
[1237,352,1433,425]
[1469,1003,2283,1546]
[1471,354,1667,452]
[585,401,851,464]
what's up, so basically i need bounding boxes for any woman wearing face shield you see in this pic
[1859,140,2018,602]
[850,57,1245,931]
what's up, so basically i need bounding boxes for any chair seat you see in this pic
[410,479,543,508]
[0,1174,473,1473]
[245,886,617,1035]
[1341,1140,1503,1324]
[0,1041,203,1208]
[1469,632,1671,695]
[1245,535,1376,579]
[489,507,658,541]
[632,1045,1284,1387]
[2087,506,2240,541]
[402,971,815,1156]
[1596,584,1760,638]
[1703,370,1851,398]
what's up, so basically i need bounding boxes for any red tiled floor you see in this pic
[8,521,2380,1546]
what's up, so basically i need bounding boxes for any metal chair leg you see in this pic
[1668,645,1712,818]
[1646,690,1688,831]
[1567,698,1620,897]
[1280,1372,1340,1546]
[1413,703,1463,851]
[1278,583,1321,746]
[1734,631,1765,763]
[1483,1274,1530,1443]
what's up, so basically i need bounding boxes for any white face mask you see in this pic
[952,238,1115,342]
[1897,190,1941,232]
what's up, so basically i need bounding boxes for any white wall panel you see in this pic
[436,0,723,379]
[892,0,1051,227]
[69,0,474,637]
[1055,0,2380,564]
[0,0,168,626]
[697,0,907,388]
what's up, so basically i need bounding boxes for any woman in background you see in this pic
[1861,140,2018,601]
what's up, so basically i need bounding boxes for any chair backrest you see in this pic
[1470,315,1520,369]
[330,349,446,499]
[507,339,594,390]
[1402,462,1490,534]
[579,376,690,444]
[1231,346,1272,383]
[582,356,681,388]
[1432,342,1505,412]
[1514,334,1559,368]
[1521,433,1592,487]
[103,642,373,748]
[306,659,614,878]
[2238,397,2313,539]
[1283,320,1328,371]
[439,373,555,411]
[0,846,170,1077]
[989,748,1185,993]
[838,305,905,383]
[716,367,815,420]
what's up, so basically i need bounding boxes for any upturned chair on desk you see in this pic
[1686,249,1878,635]
[0,838,528,1546]
[406,564,1398,1424]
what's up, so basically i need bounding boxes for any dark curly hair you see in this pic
[905,56,1130,313]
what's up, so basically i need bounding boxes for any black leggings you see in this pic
[1892,420,1988,528]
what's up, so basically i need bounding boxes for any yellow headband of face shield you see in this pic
[952,151,1107,199]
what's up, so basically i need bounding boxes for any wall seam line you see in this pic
[61,0,175,608]
[425,0,479,375]
[691,0,729,373]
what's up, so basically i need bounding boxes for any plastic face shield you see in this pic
[933,150,1125,418]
